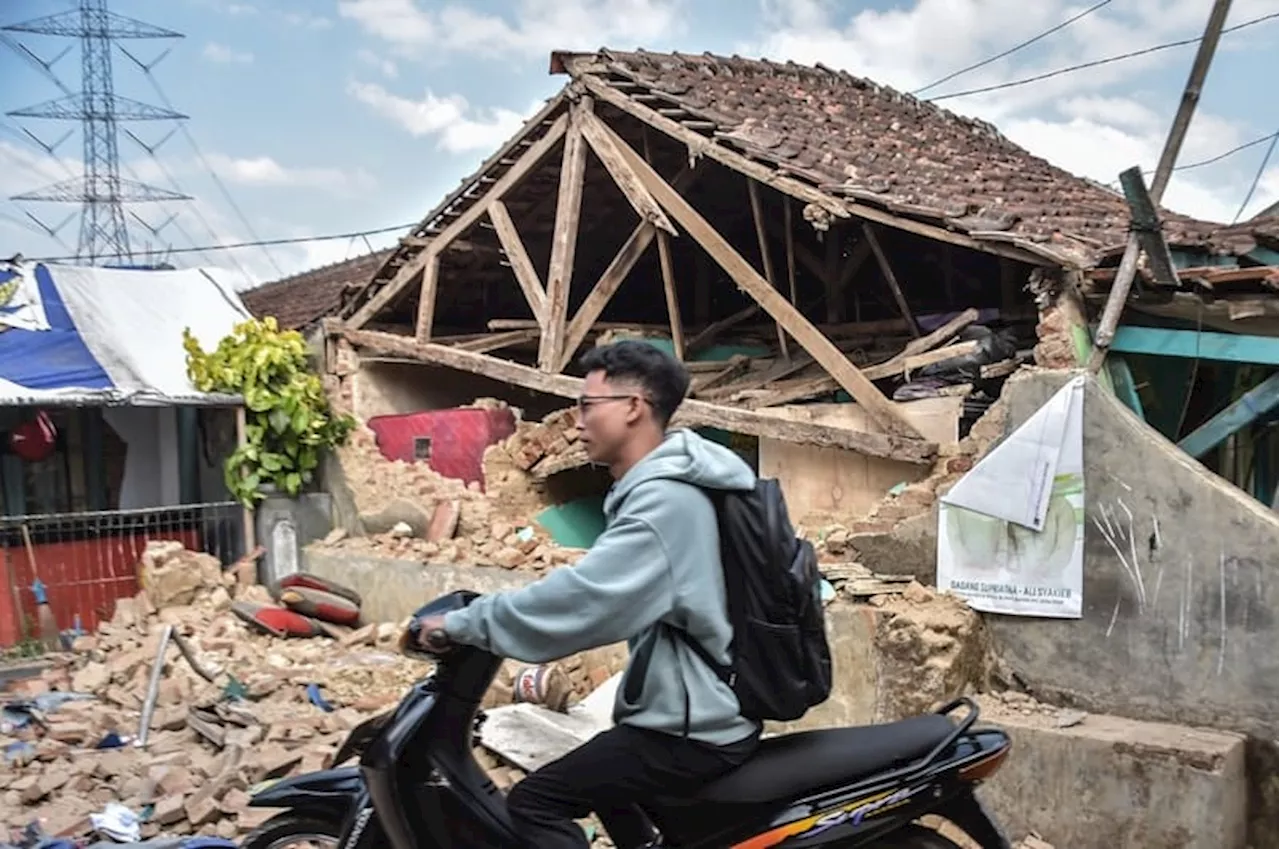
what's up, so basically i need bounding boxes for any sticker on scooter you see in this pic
[730,784,928,849]
[341,807,374,849]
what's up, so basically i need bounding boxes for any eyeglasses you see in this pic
[576,394,646,414]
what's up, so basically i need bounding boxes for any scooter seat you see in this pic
[696,714,956,804]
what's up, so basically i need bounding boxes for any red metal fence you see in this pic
[0,502,243,646]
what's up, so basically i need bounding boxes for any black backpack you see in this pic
[681,478,833,722]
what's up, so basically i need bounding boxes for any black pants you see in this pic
[505,724,757,849]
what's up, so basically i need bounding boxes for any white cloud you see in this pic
[737,0,1280,224]
[281,11,333,29]
[225,3,258,15]
[357,48,398,78]
[337,0,683,59]
[202,42,254,64]
[347,82,535,153]
[205,153,378,195]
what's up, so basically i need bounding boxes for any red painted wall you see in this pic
[366,408,516,489]
[0,527,201,646]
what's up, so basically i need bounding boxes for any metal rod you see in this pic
[137,624,173,747]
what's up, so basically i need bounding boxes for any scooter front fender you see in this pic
[248,766,364,812]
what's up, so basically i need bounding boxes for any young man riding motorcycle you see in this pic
[413,340,761,848]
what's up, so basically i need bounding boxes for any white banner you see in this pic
[937,375,1086,618]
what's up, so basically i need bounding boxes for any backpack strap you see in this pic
[674,627,736,689]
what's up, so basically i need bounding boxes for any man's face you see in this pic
[576,370,645,465]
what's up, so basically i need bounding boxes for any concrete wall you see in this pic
[986,372,1279,742]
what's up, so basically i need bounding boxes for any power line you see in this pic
[914,0,1114,95]
[1104,132,1280,188]
[1232,133,1278,224]
[928,12,1278,101]
[29,221,411,264]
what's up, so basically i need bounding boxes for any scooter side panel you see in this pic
[248,767,364,810]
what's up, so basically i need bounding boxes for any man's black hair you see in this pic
[579,341,691,427]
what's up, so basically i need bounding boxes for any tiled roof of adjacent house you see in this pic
[241,249,393,330]
[557,49,1276,264]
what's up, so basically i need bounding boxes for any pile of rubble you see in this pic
[0,542,616,842]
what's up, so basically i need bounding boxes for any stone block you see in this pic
[978,696,1248,849]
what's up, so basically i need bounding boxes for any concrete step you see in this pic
[976,694,1248,849]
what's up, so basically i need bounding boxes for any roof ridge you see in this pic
[248,247,393,293]
[595,47,1008,142]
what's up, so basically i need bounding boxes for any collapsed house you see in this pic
[313,49,1275,538]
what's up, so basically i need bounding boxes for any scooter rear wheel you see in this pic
[240,813,342,849]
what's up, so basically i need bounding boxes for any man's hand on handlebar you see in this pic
[414,615,454,653]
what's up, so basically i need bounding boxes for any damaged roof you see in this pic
[243,249,393,330]
[554,49,1274,265]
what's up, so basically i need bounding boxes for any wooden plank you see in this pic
[748,179,789,359]
[455,329,539,354]
[556,163,696,370]
[784,198,799,319]
[1177,372,1279,458]
[1118,167,1179,288]
[656,231,685,359]
[339,327,936,463]
[690,354,750,395]
[487,200,546,324]
[1108,326,1279,365]
[348,113,569,330]
[862,222,920,337]
[538,109,589,371]
[573,73,1056,268]
[579,112,675,235]
[587,112,924,441]
[413,250,441,341]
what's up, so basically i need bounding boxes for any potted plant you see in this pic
[183,317,356,508]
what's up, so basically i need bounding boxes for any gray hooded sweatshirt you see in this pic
[443,428,759,746]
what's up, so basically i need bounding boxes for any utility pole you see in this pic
[1087,0,1233,374]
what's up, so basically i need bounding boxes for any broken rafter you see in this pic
[587,112,925,441]
[538,101,591,371]
[413,249,442,341]
[347,112,570,331]
[338,327,937,463]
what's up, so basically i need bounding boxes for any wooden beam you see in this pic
[487,200,546,325]
[454,329,539,354]
[1178,372,1280,459]
[556,161,697,370]
[413,249,441,341]
[862,223,920,338]
[1108,326,1279,365]
[784,198,799,320]
[586,112,925,440]
[348,113,569,330]
[339,327,936,463]
[657,231,685,359]
[579,112,676,235]
[538,106,590,371]
[573,73,1057,269]
[748,179,789,359]
[744,308,980,407]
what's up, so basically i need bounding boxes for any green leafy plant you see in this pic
[183,317,356,507]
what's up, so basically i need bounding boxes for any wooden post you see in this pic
[748,179,789,359]
[413,249,441,341]
[784,198,798,318]
[862,222,920,338]
[1088,0,1232,373]
[487,200,546,325]
[538,102,590,371]
[556,162,698,371]
[585,112,924,440]
[234,406,255,558]
[824,227,843,323]
[656,232,685,359]
[347,113,569,330]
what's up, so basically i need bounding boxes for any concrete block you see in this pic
[978,695,1248,849]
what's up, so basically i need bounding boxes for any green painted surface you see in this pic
[536,496,607,548]
[1110,326,1279,365]
[1106,356,1145,419]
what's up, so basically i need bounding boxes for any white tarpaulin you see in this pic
[936,375,1086,618]
[0,263,249,406]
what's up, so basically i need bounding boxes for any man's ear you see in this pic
[624,394,644,425]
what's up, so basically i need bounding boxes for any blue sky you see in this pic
[1,0,1276,288]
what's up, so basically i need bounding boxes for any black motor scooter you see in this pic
[241,590,1013,849]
